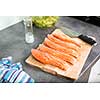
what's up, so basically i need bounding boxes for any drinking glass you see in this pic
[23,16,34,43]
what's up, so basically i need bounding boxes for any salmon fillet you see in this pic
[47,34,80,52]
[52,31,81,47]
[38,44,76,65]
[31,49,70,70]
[43,38,78,58]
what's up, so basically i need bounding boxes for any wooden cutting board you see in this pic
[25,29,93,80]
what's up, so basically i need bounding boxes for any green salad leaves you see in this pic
[32,16,59,28]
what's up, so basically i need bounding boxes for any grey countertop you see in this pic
[0,17,100,83]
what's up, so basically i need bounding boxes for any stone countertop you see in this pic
[0,16,100,83]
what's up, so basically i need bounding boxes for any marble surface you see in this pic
[0,16,100,82]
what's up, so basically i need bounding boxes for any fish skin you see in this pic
[47,34,80,52]
[38,44,76,65]
[52,31,81,47]
[31,49,70,70]
[43,38,78,58]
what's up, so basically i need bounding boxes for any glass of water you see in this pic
[23,16,34,44]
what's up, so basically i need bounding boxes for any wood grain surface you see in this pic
[26,29,92,80]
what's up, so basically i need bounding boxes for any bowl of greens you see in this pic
[32,16,59,28]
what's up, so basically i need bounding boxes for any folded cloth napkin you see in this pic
[0,57,35,83]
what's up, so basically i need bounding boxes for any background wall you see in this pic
[0,16,22,31]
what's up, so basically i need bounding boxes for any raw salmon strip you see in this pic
[47,34,80,52]
[31,49,70,70]
[38,44,76,65]
[52,31,81,47]
[43,38,78,58]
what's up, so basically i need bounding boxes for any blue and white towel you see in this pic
[0,57,35,83]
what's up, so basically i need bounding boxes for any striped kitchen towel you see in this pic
[0,57,35,83]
